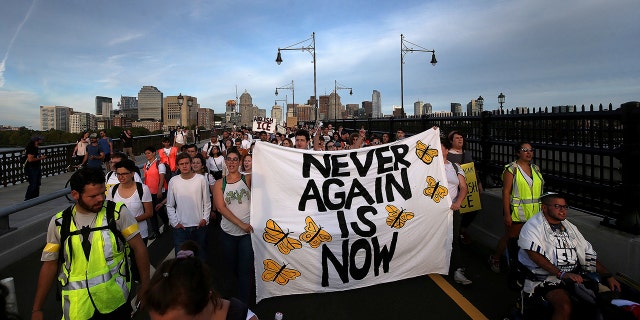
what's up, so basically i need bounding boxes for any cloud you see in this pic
[108,32,145,46]
[0,0,37,88]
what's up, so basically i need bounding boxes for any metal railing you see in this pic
[334,102,640,234]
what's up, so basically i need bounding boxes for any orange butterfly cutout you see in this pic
[299,216,332,248]
[415,140,439,164]
[263,219,302,255]
[424,176,448,203]
[261,259,301,285]
[385,205,415,229]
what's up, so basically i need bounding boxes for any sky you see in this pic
[1,0,639,128]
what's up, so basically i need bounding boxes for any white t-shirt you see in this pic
[107,183,153,238]
[166,174,211,227]
[206,155,225,173]
[175,131,186,144]
[444,162,465,203]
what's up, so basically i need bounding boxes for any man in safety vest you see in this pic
[32,167,150,319]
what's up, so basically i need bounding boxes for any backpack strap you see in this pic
[106,171,114,181]
[111,183,144,201]
[57,206,74,267]
[222,177,227,193]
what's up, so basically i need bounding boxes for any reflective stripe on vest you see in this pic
[56,203,130,319]
[507,162,544,222]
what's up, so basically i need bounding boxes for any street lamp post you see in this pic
[275,32,317,122]
[275,80,295,116]
[498,92,505,114]
[400,34,437,118]
[177,93,184,127]
[334,80,353,123]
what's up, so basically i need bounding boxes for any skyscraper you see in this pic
[271,104,283,125]
[372,90,382,118]
[95,96,112,118]
[414,100,424,116]
[362,101,373,118]
[40,106,72,132]
[138,86,163,120]
[239,90,253,127]
[451,103,463,115]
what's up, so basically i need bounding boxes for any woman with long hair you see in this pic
[142,245,258,320]
[206,145,225,179]
[240,154,252,175]
[213,147,253,304]
[72,131,90,167]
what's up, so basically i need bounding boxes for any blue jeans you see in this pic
[24,166,41,200]
[173,226,207,260]
[220,231,254,304]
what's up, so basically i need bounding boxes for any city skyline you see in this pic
[1,0,638,128]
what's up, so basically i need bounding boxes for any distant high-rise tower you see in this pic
[40,106,72,132]
[423,103,433,114]
[239,90,253,127]
[138,86,163,120]
[451,103,463,115]
[362,101,373,118]
[414,100,424,116]
[271,105,283,125]
[95,96,112,118]
[372,90,382,118]
[118,96,138,120]
[467,98,483,115]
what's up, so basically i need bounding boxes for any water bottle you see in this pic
[274,311,283,320]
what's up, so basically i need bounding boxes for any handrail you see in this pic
[0,187,71,235]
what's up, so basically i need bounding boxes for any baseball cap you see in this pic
[89,133,98,138]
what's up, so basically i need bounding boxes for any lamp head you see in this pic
[349,89,353,95]
[275,88,279,96]
[430,52,437,66]
[276,50,283,65]
[177,93,184,106]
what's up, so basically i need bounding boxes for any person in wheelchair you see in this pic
[517,193,621,319]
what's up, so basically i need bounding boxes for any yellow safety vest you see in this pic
[55,202,131,320]
[504,161,544,222]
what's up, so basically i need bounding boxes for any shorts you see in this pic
[103,153,111,163]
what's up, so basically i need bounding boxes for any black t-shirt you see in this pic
[120,132,133,148]
[25,145,40,169]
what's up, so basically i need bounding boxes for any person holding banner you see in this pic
[447,130,481,245]
[441,138,472,285]
[490,141,544,273]
[213,147,253,304]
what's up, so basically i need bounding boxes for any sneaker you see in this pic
[454,268,472,285]
[489,255,501,273]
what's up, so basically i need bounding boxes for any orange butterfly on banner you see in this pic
[263,219,302,255]
[415,140,439,164]
[385,205,415,229]
[424,176,448,203]
[261,259,301,285]
[299,216,332,248]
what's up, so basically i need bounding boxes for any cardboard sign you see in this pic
[459,162,482,213]
[253,117,275,133]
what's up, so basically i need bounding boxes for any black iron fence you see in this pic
[334,102,640,234]
[0,130,212,188]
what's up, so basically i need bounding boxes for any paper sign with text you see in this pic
[459,162,482,213]
[251,128,452,302]
[252,116,275,133]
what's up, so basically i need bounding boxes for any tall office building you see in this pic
[40,106,72,132]
[319,95,330,121]
[451,103,463,115]
[372,90,382,118]
[239,91,253,127]
[164,95,198,127]
[423,103,433,114]
[69,112,96,133]
[414,100,424,116]
[467,98,483,115]
[95,96,112,118]
[271,105,283,125]
[138,86,163,120]
[118,96,138,120]
[362,101,373,118]
[327,92,342,122]
[345,104,359,118]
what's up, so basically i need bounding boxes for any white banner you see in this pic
[251,128,452,302]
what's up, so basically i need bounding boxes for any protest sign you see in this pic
[251,128,452,302]
[459,162,482,213]
[253,116,275,133]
